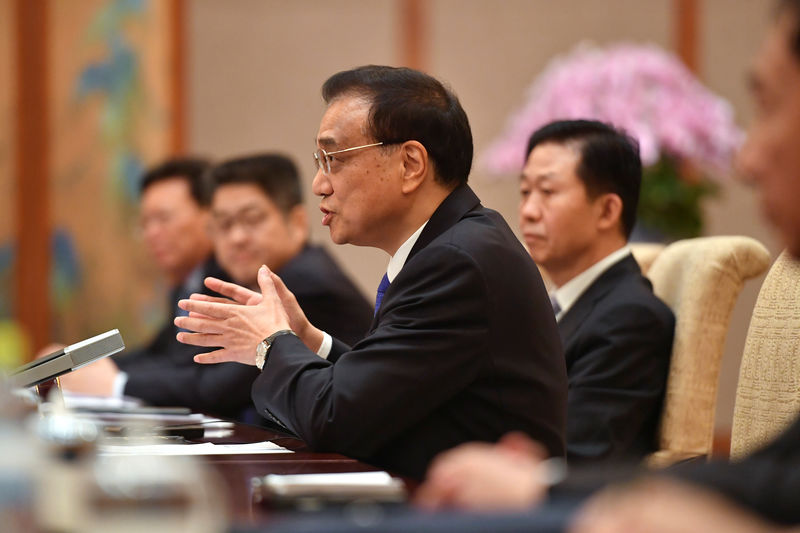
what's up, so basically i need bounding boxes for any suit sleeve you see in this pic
[327,338,352,363]
[565,300,674,462]
[123,358,260,418]
[252,243,491,458]
[665,416,800,525]
[113,323,174,371]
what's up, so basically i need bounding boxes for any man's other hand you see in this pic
[57,356,118,396]
[415,432,550,511]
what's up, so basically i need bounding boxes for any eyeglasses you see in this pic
[313,142,384,175]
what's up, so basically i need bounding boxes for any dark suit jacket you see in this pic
[114,255,227,372]
[278,245,373,347]
[119,246,372,420]
[559,254,674,464]
[252,185,568,479]
[669,414,800,525]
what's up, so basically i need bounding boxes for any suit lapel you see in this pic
[406,185,481,264]
[557,254,642,343]
[368,185,481,332]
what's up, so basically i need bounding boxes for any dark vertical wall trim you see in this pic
[399,0,428,71]
[676,0,700,73]
[14,0,50,354]
[170,0,186,154]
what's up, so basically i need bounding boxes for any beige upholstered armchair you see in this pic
[630,243,666,276]
[730,251,800,460]
[645,236,771,467]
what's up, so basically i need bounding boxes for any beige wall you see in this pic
[189,0,397,293]
[188,0,778,434]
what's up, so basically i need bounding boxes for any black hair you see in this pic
[526,120,642,239]
[207,154,303,215]
[778,0,800,59]
[322,65,473,187]
[139,157,211,207]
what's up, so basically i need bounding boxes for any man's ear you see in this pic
[596,193,624,232]
[287,205,309,244]
[400,140,429,195]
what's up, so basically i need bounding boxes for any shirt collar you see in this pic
[552,244,632,322]
[387,221,429,282]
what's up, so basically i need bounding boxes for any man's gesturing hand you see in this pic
[175,265,291,366]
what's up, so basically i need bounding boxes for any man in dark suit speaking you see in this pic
[519,120,674,463]
[176,65,568,479]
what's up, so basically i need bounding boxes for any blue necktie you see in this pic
[374,273,391,315]
[174,285,192,332]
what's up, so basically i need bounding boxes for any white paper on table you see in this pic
[99,440,293,456]
[258,471,406,499]
[61,392,142,410]
[73,411,221,424]
[269,471,393,485]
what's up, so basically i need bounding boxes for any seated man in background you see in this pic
[112,157,225,369]
[519,119,674,463]
[59,153,373,422]
[57,157,225,394]
[176,65,568,479]
[209,153,373,346]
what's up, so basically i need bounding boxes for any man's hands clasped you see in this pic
[175,265,324,366]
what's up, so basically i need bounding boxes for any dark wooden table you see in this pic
[191,420,391,526]
[72,409,402,528]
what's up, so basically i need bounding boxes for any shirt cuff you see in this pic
[316,332,332,359]
[112,371,129,399]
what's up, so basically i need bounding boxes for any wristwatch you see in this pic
[255,329,296,370]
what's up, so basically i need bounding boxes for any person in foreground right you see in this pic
[414,0,800,530]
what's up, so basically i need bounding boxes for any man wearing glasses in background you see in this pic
[207,153,372,348]
[176,65,568,480]
[59,154,372,424]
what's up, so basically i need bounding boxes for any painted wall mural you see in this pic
[75,0,148,205]
[0,0,22,368]
[48,0,175,349]
[0,0,178,362]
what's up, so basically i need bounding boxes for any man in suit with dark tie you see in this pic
[120,157,220,369]
[176,65,568,479]
[519,120,674,463]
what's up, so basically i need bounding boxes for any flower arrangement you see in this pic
[481,43,744,240]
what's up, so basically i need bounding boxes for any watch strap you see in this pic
[256,329,296,370]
